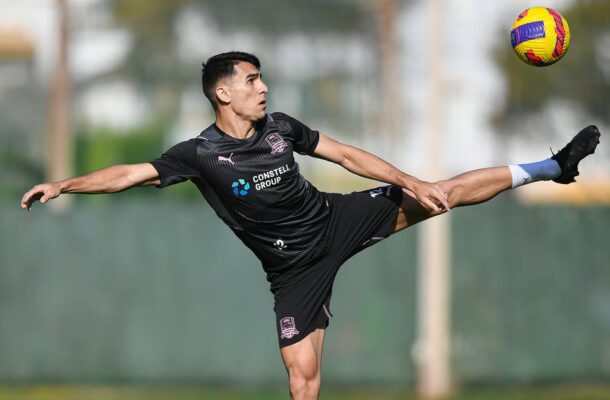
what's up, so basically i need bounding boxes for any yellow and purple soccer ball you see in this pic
[510,7,571,67]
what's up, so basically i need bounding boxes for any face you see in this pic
[217,61,268,121]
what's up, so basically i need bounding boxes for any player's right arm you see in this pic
[20,163,160,211]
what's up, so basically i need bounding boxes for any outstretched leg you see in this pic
[395,125,601,232]
[280,328,326,400]
[395,166,512,231]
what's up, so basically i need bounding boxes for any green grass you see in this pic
[2,385,610,400]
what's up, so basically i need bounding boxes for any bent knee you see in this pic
[289,372,320,399]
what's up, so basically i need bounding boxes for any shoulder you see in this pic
[177,137,200,147]
[196,124,224,142]
[267,112,312,132]
[270,112,301,124]
[270,111,289,120]
[156,138,202,168]
[165,138,199,154]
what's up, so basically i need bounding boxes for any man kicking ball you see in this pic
[21,52,600,400]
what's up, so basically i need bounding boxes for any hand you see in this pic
[408,180,450,214]
[21,183,62,211]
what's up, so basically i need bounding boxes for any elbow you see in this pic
[338,156,351,169]
[338,147,353,168]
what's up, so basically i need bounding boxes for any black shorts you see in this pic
[274,185,403,348]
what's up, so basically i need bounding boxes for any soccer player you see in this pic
[21,52,600,400]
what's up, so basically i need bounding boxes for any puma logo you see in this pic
[218,153,235,165]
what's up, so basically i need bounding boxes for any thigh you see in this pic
[273,258,337,349]
[280,327,326,376]
[327,185,404,260]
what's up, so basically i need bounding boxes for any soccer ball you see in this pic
[510,7,571,67]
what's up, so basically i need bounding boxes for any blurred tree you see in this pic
[107,0,192,122]
[111,0,191,86]
[0,31,44,203]
[109,0,373,90]
[75,121,201,202]
[194,0,371,34]
[107,0,379,134]
[494,0,610,130]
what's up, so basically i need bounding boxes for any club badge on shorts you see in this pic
[279,316,300,339]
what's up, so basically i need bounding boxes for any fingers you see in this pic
[422,197,441,213]
[418,184,450,214]
[20,185,49,211]
[434,188,451,212]
[21,187,39,211]
[428,198,448,214]
[428,184,449,212]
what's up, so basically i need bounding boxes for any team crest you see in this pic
[265,132,288,155]
[279,316,300,339]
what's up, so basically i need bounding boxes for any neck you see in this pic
[215,111,256,139]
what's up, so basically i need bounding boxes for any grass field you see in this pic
[2,385,610,400]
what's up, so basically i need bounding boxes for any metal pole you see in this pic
[47,0,72,210]
[415,0,452,397]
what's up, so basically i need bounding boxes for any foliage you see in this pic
[74,122,202,202]
[0,150,44,203]
[110,0,192,88]
[107,0,375,112]
[0,82,47,203]
[75,123,164,172]
[193,0,372,34]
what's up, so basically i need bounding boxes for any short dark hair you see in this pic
[201,51,261,109]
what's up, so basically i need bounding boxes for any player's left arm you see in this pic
[312,133,449,212]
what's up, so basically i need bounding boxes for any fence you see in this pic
[1,201,609,386]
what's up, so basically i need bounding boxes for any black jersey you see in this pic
[150,112,330,282]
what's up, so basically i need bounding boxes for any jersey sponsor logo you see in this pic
[253,164,290,191]
[231,179,250,196]
[218,153,235,165]
[265,132,288,155]
[274,239,287,250]
[279,316,300,339]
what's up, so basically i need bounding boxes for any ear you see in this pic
[215,85,230,106]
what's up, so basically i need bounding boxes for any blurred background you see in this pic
[1,0,609,399]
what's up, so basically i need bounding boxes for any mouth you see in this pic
[259,99,267,107]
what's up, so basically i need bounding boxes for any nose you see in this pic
[259,79,268,94]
